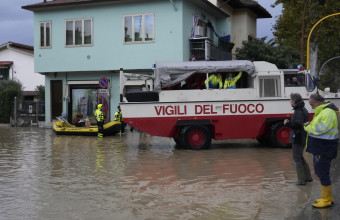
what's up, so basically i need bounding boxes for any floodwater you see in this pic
[0,126,318,220]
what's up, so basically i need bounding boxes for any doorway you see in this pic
[51,80,63,120]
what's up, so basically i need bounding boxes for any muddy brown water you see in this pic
[0,125,318,219]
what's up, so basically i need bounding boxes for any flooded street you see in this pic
[0,125,337,220]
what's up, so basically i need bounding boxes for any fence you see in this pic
[10,97,45,127]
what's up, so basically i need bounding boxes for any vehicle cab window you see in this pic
[285,75,305,87]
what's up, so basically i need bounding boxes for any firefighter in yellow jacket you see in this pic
[94,104,105,138]
[114,105,125,133]
[205,73,223,89]
[224,72,242,89]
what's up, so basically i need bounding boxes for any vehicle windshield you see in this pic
[307,73,316,91]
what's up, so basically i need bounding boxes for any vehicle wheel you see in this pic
[125,91,159,102]
[270,122,291,148]
[173,127,183,147]
[173,137,180,145]
[180,126,211,150]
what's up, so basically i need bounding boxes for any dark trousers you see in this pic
[292,143,308,168]
[121,121,126,133]
[313,155,332,186]
[97,121,104,137]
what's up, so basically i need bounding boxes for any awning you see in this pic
[0,61,13,67]
[154,60,255,91]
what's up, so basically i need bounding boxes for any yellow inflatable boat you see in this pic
[53,117,121,136]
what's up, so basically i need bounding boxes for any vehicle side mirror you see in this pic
[307,74,316,92]
[313,76,320,87]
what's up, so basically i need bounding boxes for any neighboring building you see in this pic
[22,0,270,126]
[209,0,271,55]
[0,41,45,101]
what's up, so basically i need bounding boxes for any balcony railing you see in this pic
[190,38,232,61]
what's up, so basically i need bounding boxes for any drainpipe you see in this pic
[10,66,14,80]
[36,101,39,126]
[14,97,17,127]
[169,0,177,11]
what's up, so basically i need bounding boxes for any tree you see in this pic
[319,59,340,92]
[35,85,45,101]
[235,37,299,69]
[272,0,340,71]
[0,80,23,123]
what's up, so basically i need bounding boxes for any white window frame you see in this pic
[123,13,155,44]
[40,21,52,48]
[259,76,281,98]
[65,18,93,47]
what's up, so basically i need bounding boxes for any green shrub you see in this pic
[0,80,22,123]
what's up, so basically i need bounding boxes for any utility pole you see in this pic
[300,0,310,64]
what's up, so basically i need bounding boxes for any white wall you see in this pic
[0,48,44,91]
[231,10,257,55]
[207,1,259,57]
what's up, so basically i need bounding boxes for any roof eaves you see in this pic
[8,42,34,55]
[204,0,230,17]
[227,0,271,18]
[0,61,14,66]
[188,0,229,18]
[22,0,123,11]
[23,0,230,18]
[0,42,34,55]
[23,91,39,96]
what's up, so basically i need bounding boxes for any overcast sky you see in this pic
[256,0,282,40]
[0,0,281,46]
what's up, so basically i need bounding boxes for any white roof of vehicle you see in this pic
[154,60,255,91]
[252,61,280,74]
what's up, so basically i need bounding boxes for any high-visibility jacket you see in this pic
[94,107,104,122]
[114,110,122,122]
[224,72,242,89]
[205,74,223,88]
[304,102,338,140]
[305,102,338,158]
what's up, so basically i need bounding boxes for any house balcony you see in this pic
[190,38,232,61]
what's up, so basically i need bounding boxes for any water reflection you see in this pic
[0,126,327,220]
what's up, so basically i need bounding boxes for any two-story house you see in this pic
[0,41,45,101]
[22,0,270,127]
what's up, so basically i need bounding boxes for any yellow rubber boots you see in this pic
[313,185,334,208]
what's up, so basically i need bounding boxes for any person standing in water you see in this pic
[94,104,105,138]
[284,93,312,185]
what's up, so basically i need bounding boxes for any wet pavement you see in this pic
[296,156,340,220]
[0,124,339,220]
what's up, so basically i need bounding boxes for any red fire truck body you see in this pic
[120,61,340,149]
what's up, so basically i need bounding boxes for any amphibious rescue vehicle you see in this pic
[119,60,340,150]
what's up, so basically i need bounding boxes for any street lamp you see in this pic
[306,12,340,70]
